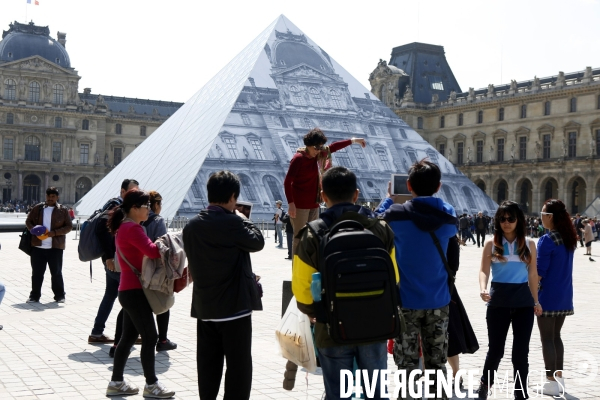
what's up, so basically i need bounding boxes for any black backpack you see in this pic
[280,210,290,224]
[307,218,400,345]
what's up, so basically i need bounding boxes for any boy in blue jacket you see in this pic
[378,159,459,400]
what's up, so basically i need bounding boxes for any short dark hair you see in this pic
[321,167,357,204]
[303,128,327,147]
[46,187,59,196]
[407,159,441,196]
[207,171,240,204]
[121,179,139,192]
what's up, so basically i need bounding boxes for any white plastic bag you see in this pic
[275,296,317,372]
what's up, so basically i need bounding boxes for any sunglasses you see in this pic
[312,145,324,151]
[139,202,151,209]
[500,216,517,223]
[540,212,552,216]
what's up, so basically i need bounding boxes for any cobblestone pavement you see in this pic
[0,230,598,399]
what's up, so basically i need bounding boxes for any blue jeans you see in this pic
[91,266,121,335]
[0,281,5,305]
[318,342,388,400]
[275,224,283,247]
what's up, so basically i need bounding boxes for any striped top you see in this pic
[488,237,534,308]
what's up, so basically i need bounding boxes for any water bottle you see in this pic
[310,272,322,302]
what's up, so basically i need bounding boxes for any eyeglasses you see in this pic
[500,216,516,223]
[540,212,553,217]
[313,145,324,151]
[139,202,151,209]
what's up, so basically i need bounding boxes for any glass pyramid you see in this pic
[74,15,497,221]
[583,196,600,218]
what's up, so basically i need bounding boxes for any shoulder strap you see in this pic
[306,219,329,273]
[429,231,456,295]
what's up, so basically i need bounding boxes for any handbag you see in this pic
[117,246,174,315]
[19,204,43,255]
[275,296,317,372]
[173,267,192,293]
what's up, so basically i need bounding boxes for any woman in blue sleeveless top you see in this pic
[476,201,542,399]
[534,199,576,396]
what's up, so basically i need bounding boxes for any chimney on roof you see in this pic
[57,31,66,48]
[83,88,91,95]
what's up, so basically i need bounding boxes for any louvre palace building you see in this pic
[370,42,600,215]
[0,21,182,205]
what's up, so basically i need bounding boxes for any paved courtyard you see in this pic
[0,227,598,399]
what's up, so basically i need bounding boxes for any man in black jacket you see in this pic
[474,211,487,248]
[183,170,264,400]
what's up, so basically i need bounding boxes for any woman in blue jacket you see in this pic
[534,199,577,396]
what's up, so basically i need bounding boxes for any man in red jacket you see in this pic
[284,128,366,256]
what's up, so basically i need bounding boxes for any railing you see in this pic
[72,218,81,240]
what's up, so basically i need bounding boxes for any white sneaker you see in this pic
[534,379,560,396]
[106,380,139,396]
[143,380,175,398]
[556,377,566,394]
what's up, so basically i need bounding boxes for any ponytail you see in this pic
[107,206,125,235]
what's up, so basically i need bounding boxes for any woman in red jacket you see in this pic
[105,189,174,398]
[284,128,366,257]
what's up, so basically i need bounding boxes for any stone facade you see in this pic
[371,53,600,216]
[0,21,182,204]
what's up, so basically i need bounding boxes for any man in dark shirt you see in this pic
[183,171,264,400]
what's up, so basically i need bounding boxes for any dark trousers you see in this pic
[29,247,65,301]
[286,231,293,258]
[113,309,169,343]
[537,315,566,378]
[476,230,486,247]
[481,306,534,399]
[112,289,158,385]
[92,266,120,335]
[197,316,252,400]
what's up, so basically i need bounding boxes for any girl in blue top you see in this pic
[534,199,577,397]
[476,201,542,400]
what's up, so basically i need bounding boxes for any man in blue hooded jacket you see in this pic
[378,159,459,400]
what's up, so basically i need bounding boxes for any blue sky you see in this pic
[3,0,599,103]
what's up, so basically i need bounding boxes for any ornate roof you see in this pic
[0,21,71,68]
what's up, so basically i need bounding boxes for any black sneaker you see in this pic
[109,345,116,358]
[476,382,490,399]
[26,297,39,303]
[156,339,177,352]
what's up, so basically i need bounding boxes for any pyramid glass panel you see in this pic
[74,15,497,221]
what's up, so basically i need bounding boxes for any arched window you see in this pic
[417,117,423,129]
[279,116,288,128]
[264,175,283,203]
[477,181,486,192]
[75,177,93,202]
[241,113,251,125]
[53,84,64,104]
[23,174,41,204]
[497,181,507,203]
[399,129,407,139]
[329,89,342,109]
[82,119,89,130]
[477,110,483,124]
[54,117,62,128]
[290,86,305,106]
[239,174,257,201]
[570,97,577,113]
[458,113,463,126]
[544,180,554,201]
[462,187,476,210]
[442,186,456,206]
[29,81,40,103]
[310,88,324,108]
[24,136,41,161]
[191,178,203,199]
[4,79,16,100]
[368,125,377,136]
[571,181,579,214]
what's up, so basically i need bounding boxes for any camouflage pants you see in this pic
[393,306,449,400]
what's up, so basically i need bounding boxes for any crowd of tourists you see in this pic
[0,127,580,400]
